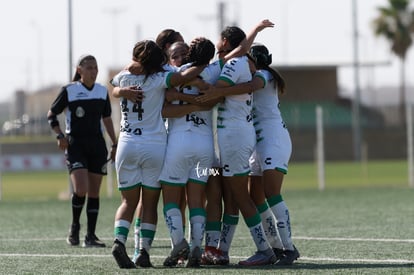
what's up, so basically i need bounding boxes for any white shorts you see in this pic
[159,131,214,185]
[254,120,292,174]
[218,126,255,177]
[115,139,166,190]
[249,150,261,176]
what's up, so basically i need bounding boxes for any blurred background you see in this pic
[1,0,414,173]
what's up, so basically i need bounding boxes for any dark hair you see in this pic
[249,44,286,94]
[221,26,246,50]
[156,29,183,52]
[132,40,165,78]
[72,55,96,81]
[186,37,215,66]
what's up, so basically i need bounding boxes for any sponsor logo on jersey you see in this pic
[76,91,89,98]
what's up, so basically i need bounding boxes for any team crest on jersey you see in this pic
[75,107,85,118]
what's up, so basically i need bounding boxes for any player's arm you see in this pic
[195,75,265,103]
[168,65,207,88]
[47,110,68,150]
[161,100,214,118]
[112,86,144,103]
[223,19,275,62]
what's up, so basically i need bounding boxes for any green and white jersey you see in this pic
[167,60,224,136]
[111,70,173,143]
[217,56,253,129]
[252,70,282,122]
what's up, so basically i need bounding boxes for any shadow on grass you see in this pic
[149,262,414,271]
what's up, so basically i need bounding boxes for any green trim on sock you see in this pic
[223,214,239,225]
[206,221,222,231]
[244,213,261,227]
[135,218,141,227]
[267,194,283,207]
[189,207,206,218]
[114,226,129,237]
[163,202,179,214]
[257,202,269,214]
[140,229,155,238]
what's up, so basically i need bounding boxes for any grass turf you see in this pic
[0,160,413,274]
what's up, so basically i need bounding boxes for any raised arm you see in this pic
[223,19,275,62]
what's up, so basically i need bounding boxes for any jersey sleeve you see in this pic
[218,58,242,86]
[50,86,69,115]
[102,91,112,118]
[254,71,267,88]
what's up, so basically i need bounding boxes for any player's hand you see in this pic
[195,87,222,103]
[255,19,275,32]
[126,61,143,75]
[120,86,144,103]
[165,88,181,102]
[57,137,68,150]
[109,145,116,163]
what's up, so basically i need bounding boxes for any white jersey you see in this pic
[111,70,172,143]
[251,69,291,174]
[216,56,255,176]
[253,70,283,122]
[167,60,223,136]
[217,56,253,129]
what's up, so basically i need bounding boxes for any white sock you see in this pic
[270,200,294,250]
[114,219,130,245]
[164,203,184,246]
[139,222,156,252]
[258,203,283,249]
[189,208,206,249]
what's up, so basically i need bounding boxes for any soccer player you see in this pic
[110,40,206,269]
[47,55,117,248]
[248,43,300,265]
[159,37,220,268]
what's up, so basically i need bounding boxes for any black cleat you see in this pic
[272,247,285,261]
[163,239,190,267]
[274,245,300,266]
[134,248,153,268]
[186,246,202,268]
[66,223,80,246]
[112,240,136,269]
[82,234,106,248]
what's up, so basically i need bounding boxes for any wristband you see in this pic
[112,144,117,148]
[56,133,65,139]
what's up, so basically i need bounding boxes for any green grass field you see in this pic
[0,160,413,274]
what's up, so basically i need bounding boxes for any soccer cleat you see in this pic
[238,248,277,266]
[213,250,229,265]
[186,246,202,268]
[274,245,300,266]
[66,223,80,246]
[134,248,153,268]
[272,247,285,261]
[201,246,228,265]
[82,234,106,248]
[163,239,190,267]
[111,239,136,269]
